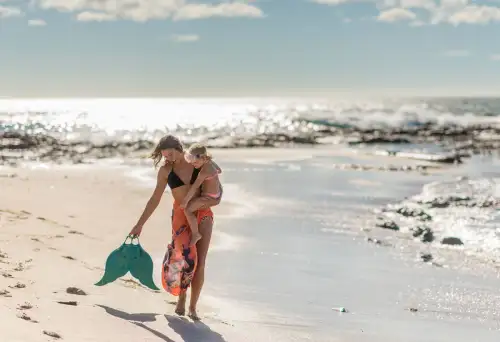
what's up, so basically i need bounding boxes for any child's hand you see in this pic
[180,201,187,209]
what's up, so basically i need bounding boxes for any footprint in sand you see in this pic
[17,302,34,310]
[0,209,31,222]
[0,289,12,297]
[62,256,76,261]
[2,272,13,278]
[9,282,26,289]
[37,217,70,229]
[43,330,62,339]
[13,263,25,272]
[17,312,38,323]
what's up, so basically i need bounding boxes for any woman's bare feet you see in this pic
[188,306,201,321]
[189,232,202,246]
[175,293,186,316]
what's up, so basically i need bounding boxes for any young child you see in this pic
[181,143,223,246]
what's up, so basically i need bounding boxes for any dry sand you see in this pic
[0,166,276,342]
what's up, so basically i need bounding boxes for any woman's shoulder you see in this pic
[159,164,172,175]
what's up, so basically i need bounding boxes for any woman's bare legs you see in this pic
[175,292,186,316]
[188,217,213,320]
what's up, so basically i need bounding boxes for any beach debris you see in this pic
[441,237,464,246]
[420,253,433,263]
[66,287,87,296]
[43,330,62,339]
[68,230,83,235]
[408,307,418,312]
[62,256,76,260]
[375,219,399,231]
[9,282,26,289]
[365,237,391,247]
[332,307,347,313]
[57,301,78,306]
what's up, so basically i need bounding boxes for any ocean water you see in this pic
[2,97,500,268]
[1,97,500,145]
[127,153,500,341]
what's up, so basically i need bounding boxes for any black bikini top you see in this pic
[167,167,200,189]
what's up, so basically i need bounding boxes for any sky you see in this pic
[1,0,500,97]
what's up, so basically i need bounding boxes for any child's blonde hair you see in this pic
[187,143,212,160]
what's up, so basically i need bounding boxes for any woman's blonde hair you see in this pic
[150,135,184,168]
[186,143,211,160]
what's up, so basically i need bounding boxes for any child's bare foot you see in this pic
[189,232,202,246]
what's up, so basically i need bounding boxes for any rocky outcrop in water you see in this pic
[375,219,399,231]
[411,226,434,243]
[441,237,464,246]
[3,119,500,164]
[0,132,155,164]
[417,196,498,209]
[329,163,437,173]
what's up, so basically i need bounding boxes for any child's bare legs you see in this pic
[184,208,201,246]
[185,196,219,246]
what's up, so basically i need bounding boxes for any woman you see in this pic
[129,135,221,320]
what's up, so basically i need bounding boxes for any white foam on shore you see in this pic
[387,177,500,262]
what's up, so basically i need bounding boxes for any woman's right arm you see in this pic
[130,166,169,235]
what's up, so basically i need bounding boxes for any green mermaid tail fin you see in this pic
[94,235,160,291]
[94,236,132,286]
[128,238,160,291]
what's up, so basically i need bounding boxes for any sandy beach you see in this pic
[0,165,268,342]
[1,146,500,342]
